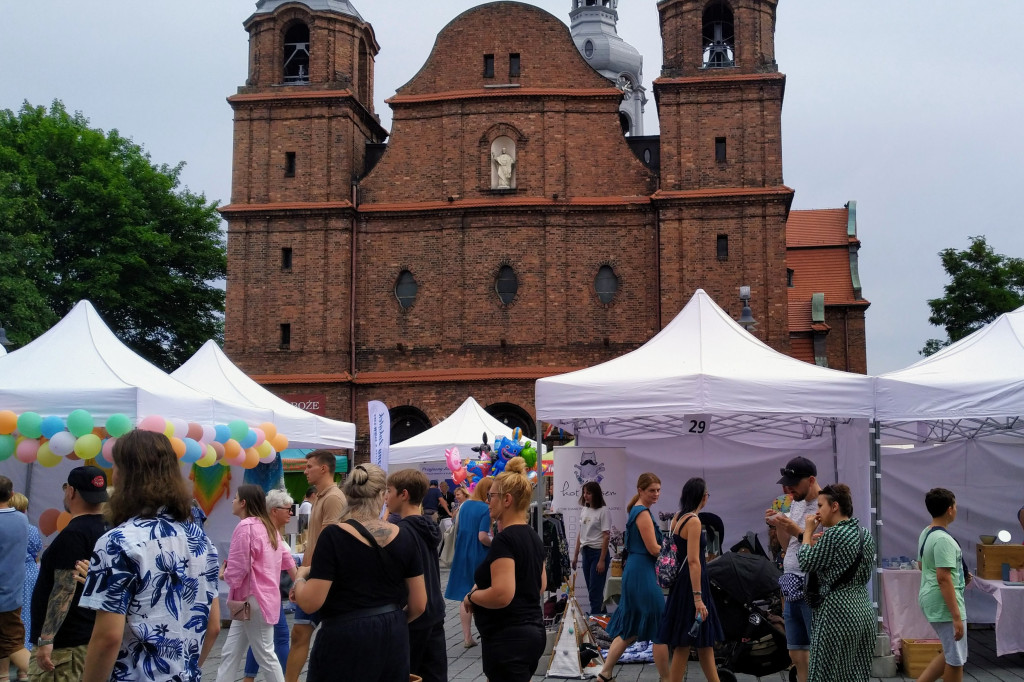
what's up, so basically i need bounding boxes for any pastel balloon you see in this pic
[256,440,273,458]
[105,414,133,438]
[102,437,117,459]
[228,420,250,442]
[138,415,166,433]
[270,433,289,452]
[239,429,258,449]
[170,418,189,439]
[56,511,72,532]
[93,449,114,470]
[214,424,232,444]
[253,428,266,447]
[259,422,278,441]
[0,435,14,461]
[210,441,226,461]
[67,409,95,438]
[41,415,66,439]
[49,431,77,457]
[224,439,242,460]
[243,447,260,469]
[182,438,203,463]
[17,412,43,439]
[0,411,17,435]
[201,425,217,443]
[169,437,187,458]
[74,434,103,459]
[163,421,176,438]
[37,442,62,467]
[186,422,204,441]
[38,508,61,536]
[196,448,218,468]
[259,450,277,465]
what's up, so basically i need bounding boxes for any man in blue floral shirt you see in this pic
[79,430,221,682]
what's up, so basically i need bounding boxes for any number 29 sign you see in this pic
[683,414,711,435]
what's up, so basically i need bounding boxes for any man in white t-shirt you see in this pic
[297,486,314,534]
[766,456,820,682]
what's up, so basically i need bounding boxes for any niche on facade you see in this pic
[490,137,517,190]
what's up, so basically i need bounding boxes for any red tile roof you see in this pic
[786,208,852,247]
[788,301,813,331]
[788,336,815,365]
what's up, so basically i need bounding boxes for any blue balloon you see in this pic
[41,415,66,439]
[182,438,203,463]
[214,424,232,444]
[93,448,113,470]
[239,429,258,449]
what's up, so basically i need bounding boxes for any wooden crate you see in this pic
[976,544,1024,580]
[902,639,943,678]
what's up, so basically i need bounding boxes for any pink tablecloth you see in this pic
[973,577,1024,657]
[880,569,934,658]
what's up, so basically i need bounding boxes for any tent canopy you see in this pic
[172,340,355,450]
[389,396,523,466]
[875,305,1024,441]
[536,289,875,440]
[0,300,269,424]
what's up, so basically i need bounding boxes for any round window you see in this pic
[594,264,619,304]
[395,270,418,309]
[584,40,594,59]
[495,265,518,305]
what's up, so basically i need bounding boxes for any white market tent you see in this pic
[389,396,520,467]
[172,340,355,450]
[535,289,876,553]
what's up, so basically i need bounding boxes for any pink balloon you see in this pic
[102,437,117,459]
[186,422,204,441]
[445,447,462,472]
[253,428,266,447]
[16,439,40,463]
[138,415,166,433]
[201,425,216,443]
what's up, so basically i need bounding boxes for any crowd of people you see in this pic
[0,434,1001,682]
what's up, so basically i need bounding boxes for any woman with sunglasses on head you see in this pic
[217,485,297,682]
[463,457,546,682]
[241,489,297,682]
[658,478,723,682]
[596,472,669,682]
[797,483,875,682]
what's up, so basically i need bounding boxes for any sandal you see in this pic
[596,674,615,682]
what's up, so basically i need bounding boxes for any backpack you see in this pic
[656,514,694,588]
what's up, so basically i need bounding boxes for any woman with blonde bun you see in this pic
[462,457,546,682]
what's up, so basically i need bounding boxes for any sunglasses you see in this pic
[779,467,807,479]
[487,491,505,499]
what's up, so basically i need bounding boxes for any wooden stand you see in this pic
[901,639,943,678]
[976,544,1024,580]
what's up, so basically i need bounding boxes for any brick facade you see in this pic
[222,1,867,457]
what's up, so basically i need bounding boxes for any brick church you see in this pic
[221,0,869,449]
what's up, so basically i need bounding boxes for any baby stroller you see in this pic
[706,551,792,682]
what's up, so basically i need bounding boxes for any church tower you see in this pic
[570,0,647,135]
[653,0,793,349]
[222,0,386,373]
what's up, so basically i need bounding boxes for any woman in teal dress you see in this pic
[444,478,494,647]
[596,473,669,682]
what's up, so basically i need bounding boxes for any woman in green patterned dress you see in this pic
[797,483,875,682]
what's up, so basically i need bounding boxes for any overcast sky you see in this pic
[3,1,1022,374]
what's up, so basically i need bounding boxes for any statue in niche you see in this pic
[492,145,515,189]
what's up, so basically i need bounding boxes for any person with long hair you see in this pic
[658,478,724,682]
[596,473,669,682]
[463,457,546,682]
[797,483,875,682]
[240,488,298,682]
[217,485,296,682]
[572,481,611,615]
[443,477,494,648]
[293,463,426,682]
[80,429,221,682]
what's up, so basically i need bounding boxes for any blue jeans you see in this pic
[244,602,289,677]
[581,546,608,614]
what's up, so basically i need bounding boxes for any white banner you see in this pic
[367,400,390,472]
[552,446,628,574]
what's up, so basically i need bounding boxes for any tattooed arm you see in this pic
[34,569,78,671]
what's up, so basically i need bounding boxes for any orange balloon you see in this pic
[169,437,187,458]
[271,433,289,452]
[56,511,72,532]
[224,439,241,459]
[259,422,278,441]
[38,508,61,536]
[243,447,260,469]
[0,410,17,435]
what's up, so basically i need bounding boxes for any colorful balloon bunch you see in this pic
[443,429,541,490]
[0,410,289,470]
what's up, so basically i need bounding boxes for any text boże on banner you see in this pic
[552,446,627,568]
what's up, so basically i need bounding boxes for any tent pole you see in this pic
[24,460,34,503]
[870,419,883,622]
[532,418,544,540]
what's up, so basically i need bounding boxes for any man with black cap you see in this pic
[765,456,820,682]
[28,466,108,681]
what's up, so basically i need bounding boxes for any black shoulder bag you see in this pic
[345,519,400,583]
[806,527,867,609]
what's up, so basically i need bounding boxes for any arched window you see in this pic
[485,403,536,440]
[495,265,518,305]
[594,265,619,304]
[619,112,631,136]
[394,270,418,309]
[390,406,431,444]
[284,24,310,83]
[702,2,735,68]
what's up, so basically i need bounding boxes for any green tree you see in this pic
[0,101,226,369]
[921,235,1024,355]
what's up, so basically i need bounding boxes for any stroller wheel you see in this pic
[789,666,799,682]
[716,668,737,682]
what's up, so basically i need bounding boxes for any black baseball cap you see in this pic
[67,466,109,504]
[777,456,817,486]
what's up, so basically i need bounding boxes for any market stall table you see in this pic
[972,577,1024,657]
[880,569,934,657]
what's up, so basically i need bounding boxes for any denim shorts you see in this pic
[931,621,968,667]
[783,598,813,650]
[292,600,321,627]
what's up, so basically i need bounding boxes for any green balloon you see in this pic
[521,446,537,468]
[228,419,250,442]
[0,434,14,461]
[67,409,95,438]
[105,413,133,438]
[17,412,43,439]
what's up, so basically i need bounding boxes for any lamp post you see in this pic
[737,286,757,332]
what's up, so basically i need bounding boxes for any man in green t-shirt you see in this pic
[916,488,969,682]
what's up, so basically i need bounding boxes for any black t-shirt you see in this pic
[309,523,424,619]
[31,514,108,648]
[422,488,442,512]
[438,491,455,520]
[472,524,545,637]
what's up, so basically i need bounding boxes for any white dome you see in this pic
[253,0,362,21]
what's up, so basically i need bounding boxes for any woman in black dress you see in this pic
[658,477,723,682]
[293,463,427,681]
[463,457,546,682]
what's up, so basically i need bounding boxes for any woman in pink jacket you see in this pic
[217,485,297,682]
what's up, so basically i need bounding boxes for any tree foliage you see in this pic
[0,101,226,370]
[921,235,1024,356]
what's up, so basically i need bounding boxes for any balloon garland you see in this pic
[445,429,540,490]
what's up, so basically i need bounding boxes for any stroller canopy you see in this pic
[707,552,781,604]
